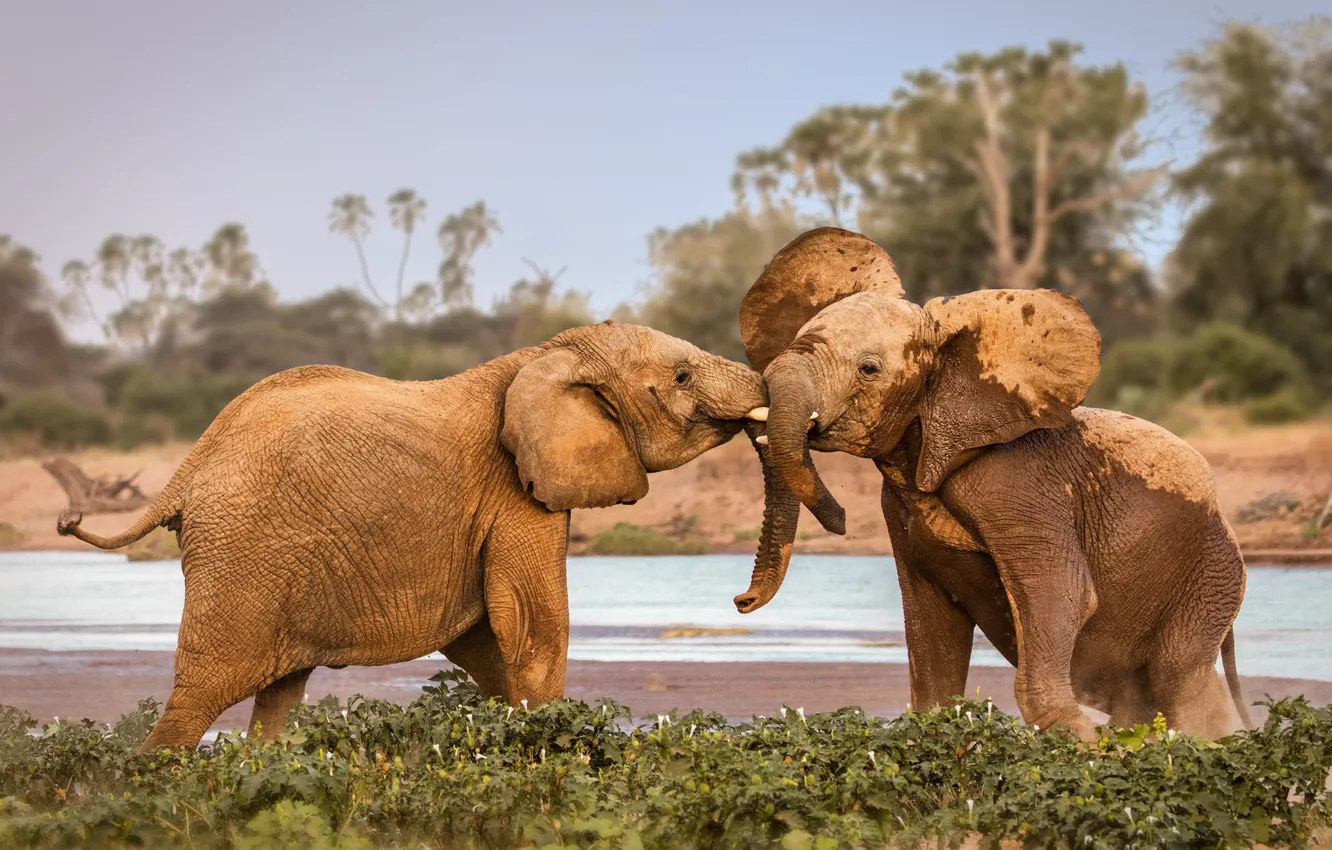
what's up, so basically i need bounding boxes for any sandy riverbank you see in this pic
[2,413,1330,561]
[2,649,1328,732]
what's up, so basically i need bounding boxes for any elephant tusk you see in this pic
[746,406,769,422]
[755,435,769,445]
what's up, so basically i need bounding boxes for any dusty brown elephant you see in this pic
[58,322,768,750]
[733,227,1251,741]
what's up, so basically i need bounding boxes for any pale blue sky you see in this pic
[2,0,1322,338]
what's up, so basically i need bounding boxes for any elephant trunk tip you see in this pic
[733,590,770,614]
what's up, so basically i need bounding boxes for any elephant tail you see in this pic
[56,455,194,551]
[1221,625,1254,731]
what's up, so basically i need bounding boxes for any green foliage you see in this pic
[116,369,262,440]
[2,677,1331,848]
[1169,19,1332,396]
[586,523,707,556]
[0,390,112,449]
[733,527,762,543]
[1244,387,1315,425]
[1168,323,1308,403]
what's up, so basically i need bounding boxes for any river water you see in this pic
[2,552,1330,681]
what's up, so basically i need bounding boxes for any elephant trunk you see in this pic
[734,430,802,613]
[764,361,846,535]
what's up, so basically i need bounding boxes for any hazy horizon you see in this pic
[4,0,1326,340]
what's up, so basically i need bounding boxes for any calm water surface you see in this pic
[2,552,1330,681]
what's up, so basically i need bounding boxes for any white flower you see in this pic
[967,799,974,816]
[540,748,546,761]
[955,705,961,716]
[54,716,59,724]
[303,693,309,703]
[341,709,348,720]
[466,714,473,725]
[521,699,529,711]
[657,715,666,729]
[1167,729,1176,741]
[796,707,805,723]
[868,751,876,765]
[1124,807,1132,820]
[601,704,607,715]
[507,706,514,720]
[966,711,973,723]
[688,724,696,738]
[433,743,441,756]
[779,706,787,718]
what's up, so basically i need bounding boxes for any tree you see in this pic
[635,207,803,362]
[437,201,501,310]
[329,193,389,309]
[730,41,1164,339]
[1167,18,1332,393]
[388,188,428,320]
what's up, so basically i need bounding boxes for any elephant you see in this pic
[732,227,1252,741]
[57,321,769,750]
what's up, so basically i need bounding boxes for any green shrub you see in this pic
[117,370,259,439]
[1244,386,1314,425]
[1091,337,1174,405]
[586,523,707,556]
[1168,322,1308,403]
[1,675,1331,849]
[0,391,112,449]
[732,526,762,543]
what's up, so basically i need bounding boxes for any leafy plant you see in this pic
[2,673,1330,848]
[586,523,707,556]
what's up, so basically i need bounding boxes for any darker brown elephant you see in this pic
[58,322,768,750]
[734,227,1251,741]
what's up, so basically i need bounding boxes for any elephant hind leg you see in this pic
[248,667,314,739]
[1151,662,1234,739]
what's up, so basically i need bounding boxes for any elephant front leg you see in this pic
[897,561,976,708]
[479,509,571,706]
[989,539,1098,740]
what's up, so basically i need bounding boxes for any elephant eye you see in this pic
[858,361,881,379]
[674,368,692,386]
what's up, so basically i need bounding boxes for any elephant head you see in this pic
[734,227,1101,612]
[501,321,768,512]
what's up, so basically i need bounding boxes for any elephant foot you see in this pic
[1030,707,1098,742]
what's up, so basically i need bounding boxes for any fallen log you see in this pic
[41,456,154,515]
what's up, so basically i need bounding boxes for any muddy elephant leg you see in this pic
[896,560,975,708]
[248,667,314,739]
[142,570,293,751]
[481,507,571,706]
[983,537,1099,740]
[1151,661,1235,739]
[442,615,509,698]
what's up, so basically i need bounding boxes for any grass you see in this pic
[586,523,707,556]
[732,526,762,543]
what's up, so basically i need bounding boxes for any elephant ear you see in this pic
[916,289,1101,493]
[740,227,904,372]
[501,348,649,511]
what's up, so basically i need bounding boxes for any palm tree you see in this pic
[388,188,428,320]
[329,194,388,308]
[203,223,261,294]
[95,235,131,308]
[436,201,501,310]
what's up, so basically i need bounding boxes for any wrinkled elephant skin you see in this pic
[734,227,1251,741]
[58,322,767,750]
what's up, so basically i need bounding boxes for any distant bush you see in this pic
[732,526,762,543]
[116,370,260,440]
[1,676,1331,849]
[1168,323,1308,403]
[586,523,707,556]
[1092,338,1173,404]
[0,391,112,449]
[1244,386,1315,425]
